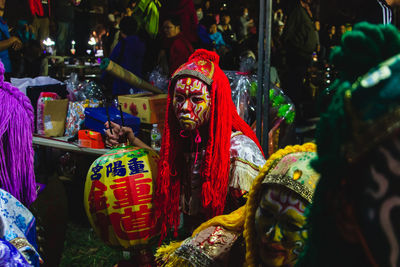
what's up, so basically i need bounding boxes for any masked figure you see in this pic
[156,143,319,267]
[297,22,400,267]
[154,49,265,240]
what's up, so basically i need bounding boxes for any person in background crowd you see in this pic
[103,12,121,57]
[9,20,44,78]
[92,23,107,51]
[160,0,198,44]
[202,0,213,17]
[197,15,215,50]
[29,0,52,42]
[314,20,321,58]
[0,0,22,79]
[339,24,347,37]
[238,6,254,42]
[355,0,397,24]
[55,0,76,56]
[107,16,146,95]
[124,0,137,16]
[108,0,125,14]
[73,0,91,56]
[218,12,237,46]
[15,20,35,44]
[207,16,227,51]
[321,24,340,59]
[195,5,203,22]
[158,16,194,76]
[281,0,318,124]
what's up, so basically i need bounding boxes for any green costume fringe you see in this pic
[297,22,400,267]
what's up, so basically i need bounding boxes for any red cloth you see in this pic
[163,32,194,75]
[29,0,51,16]
[29,0,44,16]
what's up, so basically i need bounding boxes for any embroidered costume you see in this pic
[156,143,320,267]
[154,49,265,240]
[297,22,400,267]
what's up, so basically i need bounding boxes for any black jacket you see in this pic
[282,0,318,59]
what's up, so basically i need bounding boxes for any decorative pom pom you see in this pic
[189,49,220,65]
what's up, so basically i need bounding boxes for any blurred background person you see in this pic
[55,0,76,56]
[105,16,146,95]
[281,0,318,125]
[0,0,22,79]
[158,16,194,76]
[29,0,53,43]
[238,6,254,43]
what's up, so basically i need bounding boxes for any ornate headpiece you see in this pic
[261,150,319,203]
[171,53,217,86]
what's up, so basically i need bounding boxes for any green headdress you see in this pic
[297,22,400,267]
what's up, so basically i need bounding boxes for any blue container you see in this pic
[84,107,140,135]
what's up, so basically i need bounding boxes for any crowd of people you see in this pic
[0,0,366,114]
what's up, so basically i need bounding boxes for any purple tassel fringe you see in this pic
[0,61,36,206]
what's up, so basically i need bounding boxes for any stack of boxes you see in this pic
[118,93,168,145]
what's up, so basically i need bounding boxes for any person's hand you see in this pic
[11,37,22,51]
[104,121,134,147]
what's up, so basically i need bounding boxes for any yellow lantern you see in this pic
[84,146,159,249]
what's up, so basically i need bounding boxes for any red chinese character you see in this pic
[94,212,111,242]
[110,173,152,209]
[109,205,153,240]
[88,180,109,213]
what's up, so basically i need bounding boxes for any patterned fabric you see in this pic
[181,132,265,217]
[174,226,238,267]
[172,55,215,86]
[0,238,30,266]
[0,189,41,266]
[262,151,319,203]
[297,24,400,267]
[229,132,266,193]
[343,54,400,163]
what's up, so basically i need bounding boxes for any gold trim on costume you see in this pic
[172,70,213,86]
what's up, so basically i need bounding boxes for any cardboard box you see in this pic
[43,99,69,137]
[118,93,167,124]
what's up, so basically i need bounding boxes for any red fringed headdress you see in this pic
[154,49,264,240]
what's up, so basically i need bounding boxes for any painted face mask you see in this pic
[255,186,307,267]
[173,77,211,131]
[249,149,319,267]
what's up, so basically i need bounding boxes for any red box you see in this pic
[78,130,105,149]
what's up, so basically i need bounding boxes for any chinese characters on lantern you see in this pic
[87,154,155,242]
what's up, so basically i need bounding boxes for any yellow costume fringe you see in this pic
[155,143,317,267]
[155,241,188,267]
